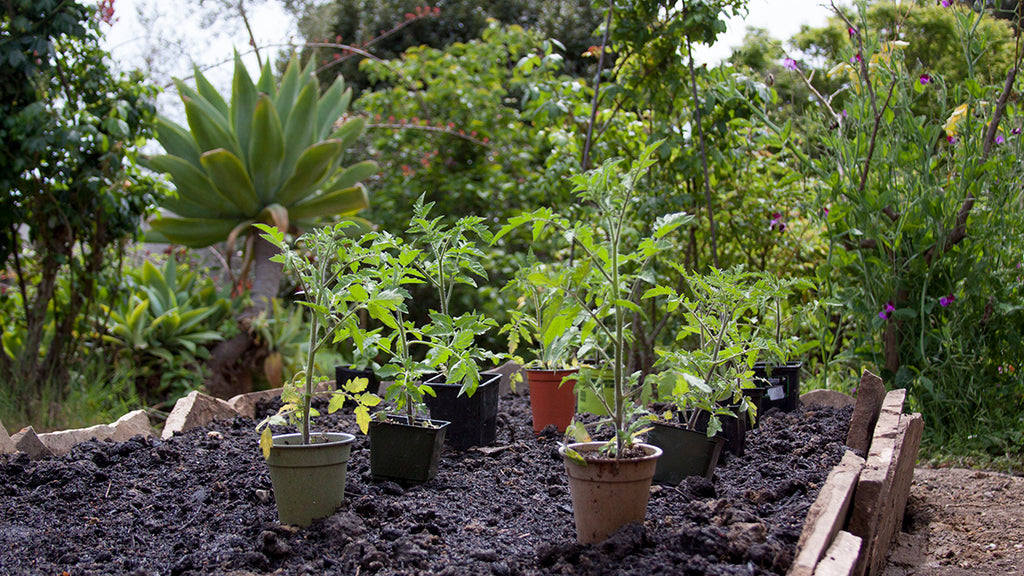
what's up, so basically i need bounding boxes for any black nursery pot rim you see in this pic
[373,413,450,429]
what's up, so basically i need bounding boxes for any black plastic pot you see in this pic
[422,371,501,450]
[647,421,725,484]
[335,366,379,393]
[741,386,768,429]
[695,407,746,457]
[368,415,449,484]
[753,362,803,413]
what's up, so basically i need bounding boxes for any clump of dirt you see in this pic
[0,395,851,576]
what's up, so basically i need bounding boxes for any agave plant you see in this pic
[144,53,378,396]
[146,52,377,308]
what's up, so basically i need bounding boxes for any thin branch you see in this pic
[581,2,614,172]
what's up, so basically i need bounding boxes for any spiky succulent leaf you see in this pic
[148,217,240,248]
[323,160,379,195]
[288,186,368,223]
[281,82,318,178]
[230,52,259,163]
[145,155,242,218]
[276,140,344,206]
[249,95,285,203]
[199,149,261,215]
[193,66,230,120]
[154,116,201,167]
[183,96,241,158]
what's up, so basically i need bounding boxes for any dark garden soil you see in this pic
[0,394,852,576]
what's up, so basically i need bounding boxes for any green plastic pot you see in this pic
[646,421,725,484]
[369,415,449,484]
[266,432,354,526]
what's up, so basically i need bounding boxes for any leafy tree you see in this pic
[145,54,377,397]
[0,0,159,416]
[292,0,604,93]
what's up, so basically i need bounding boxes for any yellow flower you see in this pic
[943,103,969,137]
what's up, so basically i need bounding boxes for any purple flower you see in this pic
[851,52,862,64]
[941,0,951,7]
[1013,127,1021,135]
[769,212,787,232]
[783,58,799,71]
[939,293,956,307]
[848,27,858,38]
[919,74,931,85]
[879,301,896,320]
[996,134,1005,144]
[947,135,958,144]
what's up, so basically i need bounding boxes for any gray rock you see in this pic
[11,426,54,460]
[800,389,856,410]
[39,423,114,456]
[0,417,14,454]
[162,390,240,439]
[226,389,282,419]
[490,361,523,396]
[111,409,154,441]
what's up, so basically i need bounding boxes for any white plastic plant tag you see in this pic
[767,385,785,401]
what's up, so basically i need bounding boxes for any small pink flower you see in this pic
[851,53,862,64]
[947,135,958,144]
[919,74,931,85]
[769,212,787,232]
[783,58,799,71]
[939,293,956,307]
[1013,127,1021,135]
[941,0,951,7]
[996,134,1005,144]
[848,27,858,38]
[879,301,896,320]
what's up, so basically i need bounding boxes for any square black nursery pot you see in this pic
[753,361,803,413]
[422,371,501,450]
[335,366,380,393]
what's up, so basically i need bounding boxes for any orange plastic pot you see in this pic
[525,368,578,433]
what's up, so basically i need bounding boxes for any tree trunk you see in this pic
[204,233,284,398]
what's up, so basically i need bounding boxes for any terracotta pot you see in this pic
[525,368,578,433]
[266,432,354,527]
[559,442,662,544]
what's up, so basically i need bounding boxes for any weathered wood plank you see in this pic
[849,389,907,576]
[866,413,923,576]
[788,451,865,576]
[814,531,862,576]
[845,370,887,454]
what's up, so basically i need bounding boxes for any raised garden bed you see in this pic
[0,393,853,576]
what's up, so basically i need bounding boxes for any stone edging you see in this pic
[788,370,924,576]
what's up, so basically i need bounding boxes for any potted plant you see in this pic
[500,259,583,433]
[404,196,503,450]
[364,230,452,483]
[495,143,690,544]
[253,223,383,527]
[752,276,811,413]
[645,266,797,483]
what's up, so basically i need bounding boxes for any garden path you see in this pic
[882,466,1024,576]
